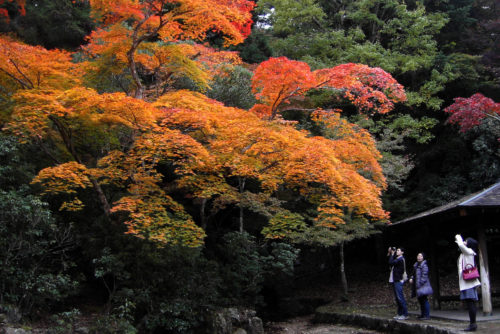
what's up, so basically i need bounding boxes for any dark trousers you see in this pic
[393,281,408,316]
[465,299,477,324]
[418,295,430,317]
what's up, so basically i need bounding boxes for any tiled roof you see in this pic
[460,182,500,206]
[392,181,500,226]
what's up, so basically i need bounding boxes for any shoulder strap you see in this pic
[462,255,475,269]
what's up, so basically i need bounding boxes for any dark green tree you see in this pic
[0,135,78,316]
[0,0,94,49]
[207,65,256,109]
[258,0,453,109]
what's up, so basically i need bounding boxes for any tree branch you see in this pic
[9,59,34,89]
[0,67,30,89]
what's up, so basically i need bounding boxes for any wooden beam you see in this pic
[477,222,492,315]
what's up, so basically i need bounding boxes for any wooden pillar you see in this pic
[477,221,492,315]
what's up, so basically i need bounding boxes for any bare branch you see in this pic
[0,67,30,89]
[9,59,34,89]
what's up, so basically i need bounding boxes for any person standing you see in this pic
[455,234,481,332]
[388,247,408,320]
[409,252,433,320]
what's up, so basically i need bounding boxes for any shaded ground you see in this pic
[292,265,499,313]
[266,315,383,334]
[265,265,500,334]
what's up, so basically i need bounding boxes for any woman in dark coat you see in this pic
[410,252,433,320]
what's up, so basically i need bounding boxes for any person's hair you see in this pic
[398,247,405,253]
[418,252,426,259]
[465,237,479,253]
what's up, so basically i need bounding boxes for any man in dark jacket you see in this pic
[388,247,408,320]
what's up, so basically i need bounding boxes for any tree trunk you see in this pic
[238,177,246,233]
[340,241,348,299]
[90,177,111,217]
[239,206,244,233]
[200,198,207,230]
[127,16,155,99]
[478,222,492,315]
[127,15,167,99]
[49,116,112,217]
[127,44,144,99]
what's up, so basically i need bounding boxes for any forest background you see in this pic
[0,0,499,333]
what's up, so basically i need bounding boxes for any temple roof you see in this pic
[392,181,500,226]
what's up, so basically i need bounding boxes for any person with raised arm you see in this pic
[388,246,408,320]
[455,234,481,332]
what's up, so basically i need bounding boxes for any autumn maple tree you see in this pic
[1,0,255,246]
[0,36,81,117]
[156,90,390,237]
[84,0,254,98]
[6,85,212,246]
[1,1,408,248]
[444,93,500,133]
[250,57,406,120]
[246,56,406,239]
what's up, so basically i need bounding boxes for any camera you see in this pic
[391,247,396,251]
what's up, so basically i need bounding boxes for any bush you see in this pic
[0,189,78,316]
[218,232,299,307]
[207,66,256,109]
[89,242,222,333]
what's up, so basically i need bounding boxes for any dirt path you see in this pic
[265,315,383,334]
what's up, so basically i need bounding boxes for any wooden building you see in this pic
[384,181,500,314]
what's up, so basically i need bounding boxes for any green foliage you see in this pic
[0,188,78,315]
[386,115,439,145]
[93,248,129,282]
[219,232,265,305]
[235,29,274,64]
[0,135,34,188]
[207,65,256,109]
[258,0,326,36]
[262,211,307,239]
[0,135,78,316]
[353,114,438,191]
[292,215,380,247]
[81,56,135,95]
[93,247,131,312]
[420,0,476,53]
[0,0,94,49]
[48,309,81,334]
[389,119,500,220]
[459,118,500,185]
[90,298,137,334]
[263,242,300,280]
[97,244,222,333]
[259,0,456,109]
[218,231,299,306]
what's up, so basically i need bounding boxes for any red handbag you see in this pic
[462,258,480,280]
